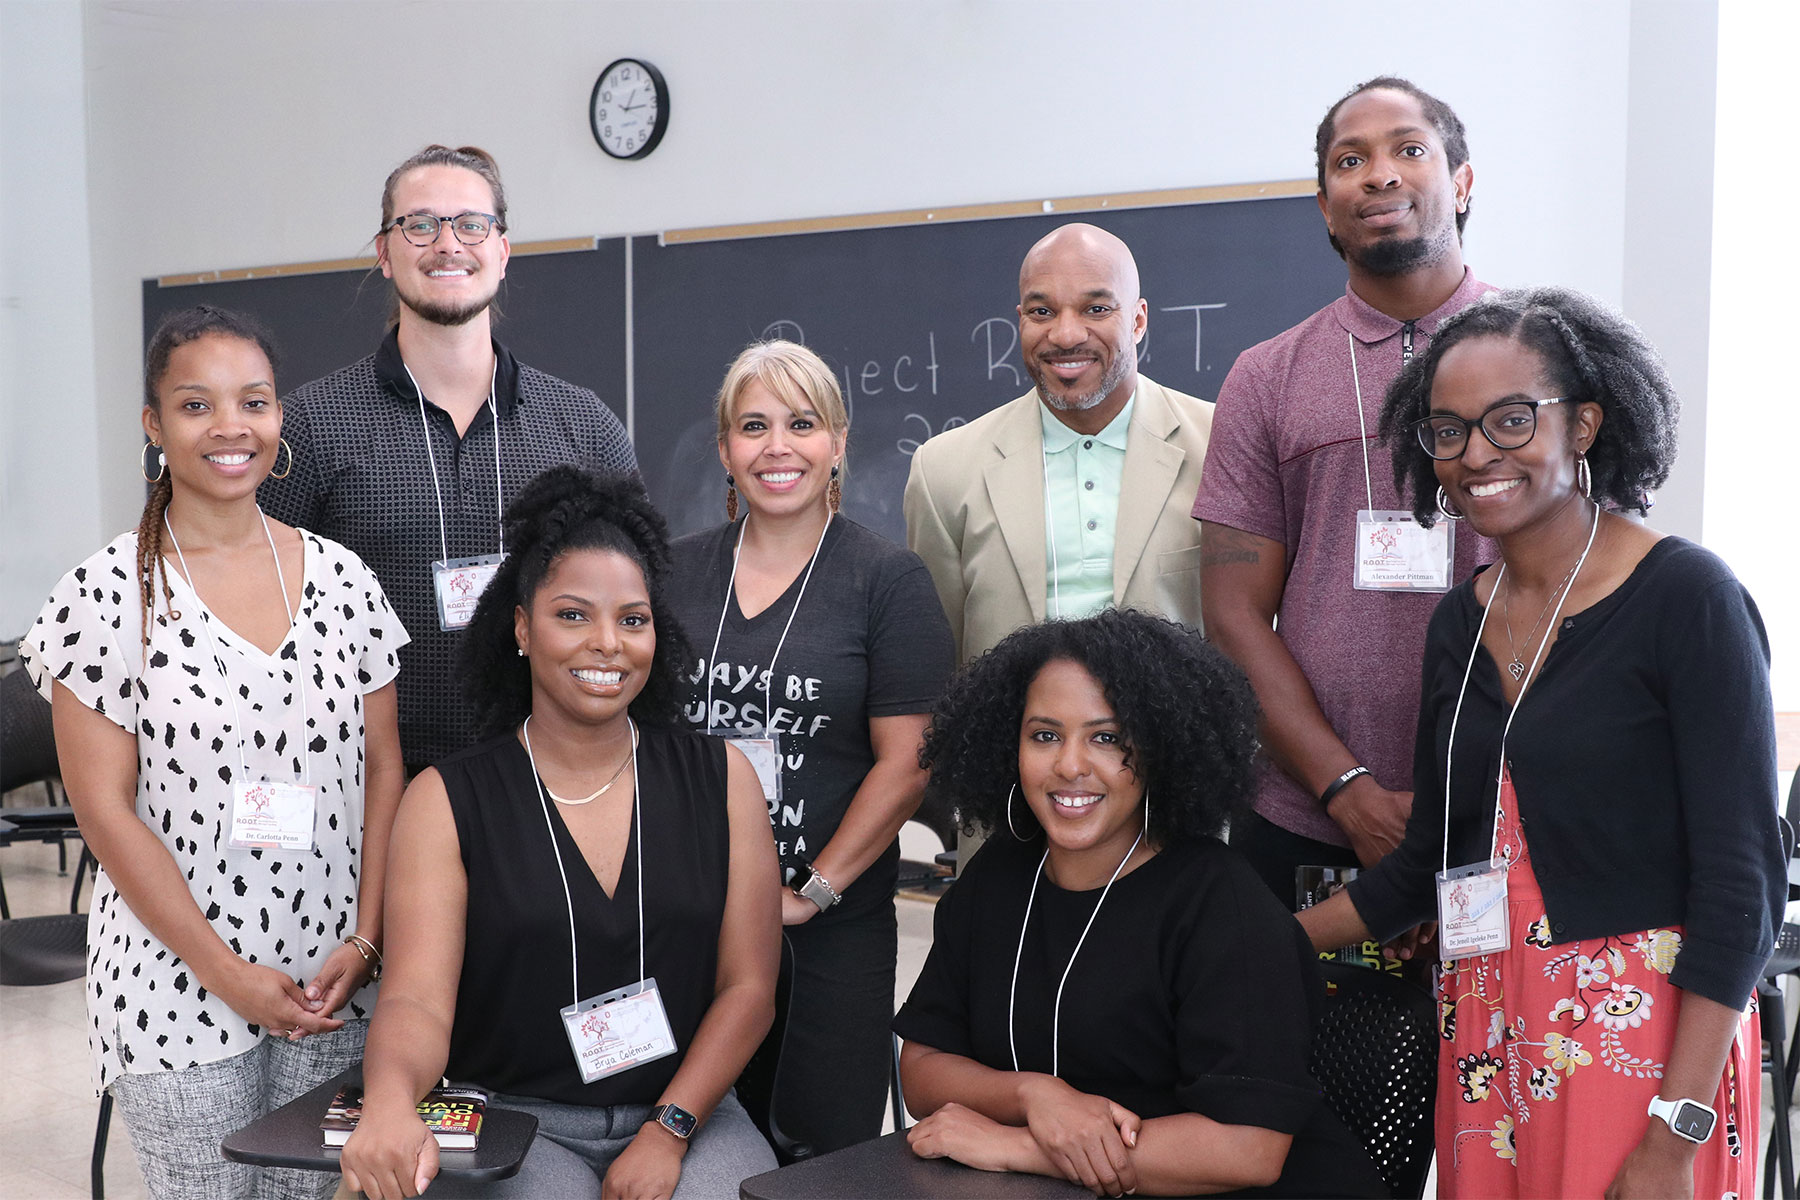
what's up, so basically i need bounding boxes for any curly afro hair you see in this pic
[1377,286,1680,528]
[460,466,692,736]
[920,609,1259,846]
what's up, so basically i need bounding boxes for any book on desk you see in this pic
[319,1084,486,1150]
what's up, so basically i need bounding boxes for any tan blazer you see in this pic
[903,377,1215,663]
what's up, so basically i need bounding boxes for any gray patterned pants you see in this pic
[108,1021,366,1200]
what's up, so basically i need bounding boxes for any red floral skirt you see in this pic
[1435,768,1759,1198]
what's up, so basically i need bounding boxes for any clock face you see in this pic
[590,58,669,160]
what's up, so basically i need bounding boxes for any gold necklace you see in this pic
[1500,557,1582,681]
[545,739,635,806]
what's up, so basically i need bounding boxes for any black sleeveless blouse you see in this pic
[440,726,730,1106]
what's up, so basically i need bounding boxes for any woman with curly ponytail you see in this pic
[343,467,781,1200]
[20,306,408,1199]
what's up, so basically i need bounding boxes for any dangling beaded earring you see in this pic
[1435,486,1465,522]
[1576,451,1593,500]
[827,463,842,515]
[725,473,739,521]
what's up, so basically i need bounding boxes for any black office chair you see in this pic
[895,792,959,895]
[735,932,814,1165]
[0,909,115,1198]
[1761,789,1800,1199]
[0,666,85,919]
[1310,960,1438,1199]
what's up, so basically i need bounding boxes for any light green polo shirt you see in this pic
[1040,393,1135,620]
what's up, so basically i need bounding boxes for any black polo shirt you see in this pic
[261,329,637,770]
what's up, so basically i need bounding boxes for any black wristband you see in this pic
[1319,765,1372,808]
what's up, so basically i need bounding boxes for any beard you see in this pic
[392,260,499,327]
[1348,220,1459,279]
[1031,348,1134,413]
[396,287,494,328]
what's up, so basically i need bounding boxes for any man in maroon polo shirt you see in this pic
[1193,77,1497,908]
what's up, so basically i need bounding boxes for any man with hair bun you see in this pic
[263,145,636,773]
[1193,79,1496,908]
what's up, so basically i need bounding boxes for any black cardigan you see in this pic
[1348,537,1783,1008]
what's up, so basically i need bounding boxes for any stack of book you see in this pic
[320,1084,487,1150]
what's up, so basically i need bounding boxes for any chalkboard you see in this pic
[632,194,1346,540]
[143,187,1347,543]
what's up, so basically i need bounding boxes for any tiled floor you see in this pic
[5,820,1789,1199]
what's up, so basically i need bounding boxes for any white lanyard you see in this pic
[1440,502,1600,871]
[1007,820,1146,1077]
[522,716,644,1006]
[407,359,504,565]
[164,511,309,786]
[703,513,832,732]
[1041,442,1064,619]
[1346,333,1378,513]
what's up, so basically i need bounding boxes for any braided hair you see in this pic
[136,306,282,658]
[461,466,692,735]
[1377,286,1680,527]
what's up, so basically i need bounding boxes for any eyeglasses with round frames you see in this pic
[1413,397,1569,461]
[387,212,504,248]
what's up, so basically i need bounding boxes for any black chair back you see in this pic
[1,668,62,795]
[1310,960,1437,1199]
[735,932,813,1165]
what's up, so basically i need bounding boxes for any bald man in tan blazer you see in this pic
[904,223,1214,663]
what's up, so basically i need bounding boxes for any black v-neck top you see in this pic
[441,726,730,1105]
[1349,537,1783,1007]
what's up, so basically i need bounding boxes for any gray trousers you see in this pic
[425,1089,775,1199]
[107,1021,367,1200]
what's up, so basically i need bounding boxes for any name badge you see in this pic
[1353,510,1454,592]
[228,778,319,851]
[709,730,783,808]
[433,554,504,631]
[560,978,678,1084]
[1436,860,1511,961]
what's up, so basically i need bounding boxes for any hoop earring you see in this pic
[1006,783,1031,842]
[725,473,739,522]
[1435,486,1465,522]
[140,442,164,483]
[269,438,295,481]
[1576,451,1592,500]
[1142,788,1150,838]
[827,463,842,515]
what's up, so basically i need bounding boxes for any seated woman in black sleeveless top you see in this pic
[342,468,781,1200]
[893,610,1385,1198]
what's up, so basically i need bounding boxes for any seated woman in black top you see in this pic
[894,610,1383,1198]
[341,468,780,1200]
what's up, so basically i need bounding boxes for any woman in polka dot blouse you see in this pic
[21,306,409,1200]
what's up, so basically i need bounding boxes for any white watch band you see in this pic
[1646,1094,1717,1143]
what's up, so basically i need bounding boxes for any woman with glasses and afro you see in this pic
[1300,286,1784,1198]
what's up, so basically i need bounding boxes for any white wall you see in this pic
[5,0,1722,635]
[1,0,101,633]
[1707,0,1799,711]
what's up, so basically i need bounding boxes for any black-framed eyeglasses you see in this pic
[387,212,504,247]
[1412,397,1569,461]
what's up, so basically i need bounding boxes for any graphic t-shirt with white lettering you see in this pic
[667,517,954,916]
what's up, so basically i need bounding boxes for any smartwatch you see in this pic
[648,1102,698,1141]
[1646,1094,1717,1144]
[791,859,841,912]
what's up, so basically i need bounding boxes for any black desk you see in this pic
[740,1131,1089,1200]
[220,1068,536,1182]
